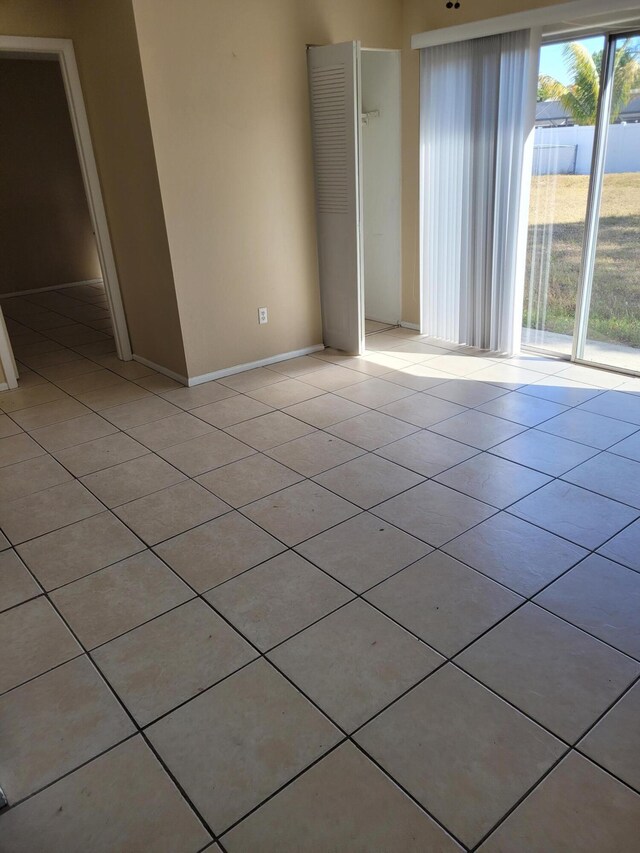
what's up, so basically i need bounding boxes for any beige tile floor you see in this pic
[1,286,640,850]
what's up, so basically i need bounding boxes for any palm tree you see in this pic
[538,40,640,125]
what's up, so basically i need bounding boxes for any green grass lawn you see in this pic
[524,172,640,347]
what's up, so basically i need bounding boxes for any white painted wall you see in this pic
[534,123,640,175]
[361,50,402,325]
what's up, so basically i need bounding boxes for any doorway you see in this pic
[0,35,131,390]
[308,42,402,355]
[523,29,640,374]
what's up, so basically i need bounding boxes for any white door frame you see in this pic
[0,34,132,389]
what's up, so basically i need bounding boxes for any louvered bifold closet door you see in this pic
[308,42,364,354]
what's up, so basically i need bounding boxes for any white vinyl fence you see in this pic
[533,123,640,175]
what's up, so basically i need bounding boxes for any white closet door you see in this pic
[308,41,364,355]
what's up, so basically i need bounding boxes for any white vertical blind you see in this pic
[420,29,539,355]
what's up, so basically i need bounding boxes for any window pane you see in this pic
[583,33,640,372]
[522,36,605,354]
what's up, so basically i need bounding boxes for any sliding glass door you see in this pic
[523,35,604,356]
[523,30,640,374]
[581,32,640,372]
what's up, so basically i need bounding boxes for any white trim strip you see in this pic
[411,0,640,48]
[0,308,18,389]
[185,345,326,387]
[132,354,188,385]
[133,345,327,388]
[399,321,420,331]
[0,279,103,299]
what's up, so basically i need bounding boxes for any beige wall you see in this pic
[0,0,187,375]
[400,0,566,325]
[132,0,402,378]
[0,58,100,294]
[0,0,569,378]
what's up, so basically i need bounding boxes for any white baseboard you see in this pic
[400,321,421,331]
[133,344,326,388]
[365,317,401,326]
[0,382,8,392]
[0,279,104,299]
[187,344,326,387]
[132,354,189,385]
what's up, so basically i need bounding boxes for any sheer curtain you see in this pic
[420,29,539,355]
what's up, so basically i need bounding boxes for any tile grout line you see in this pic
[0,350,545,847]
[0,526,224,845]
[4,344,640,649]
[6,430,637,793]
[4,355,640,667]
[2,298,640,845]
[5,378,640,563]
[7,469,640,841]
